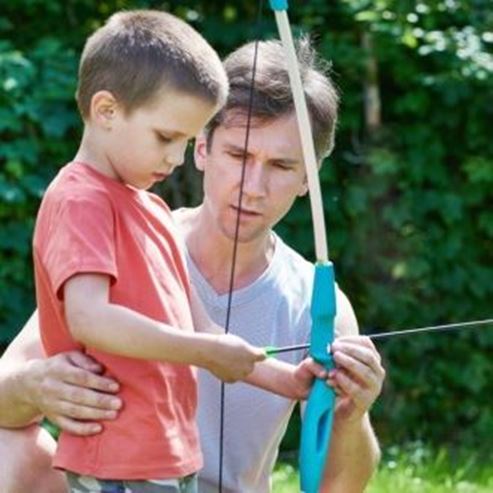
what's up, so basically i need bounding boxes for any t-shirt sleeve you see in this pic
[41,191,118,299]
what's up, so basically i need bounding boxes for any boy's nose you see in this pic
[165,142,187,167]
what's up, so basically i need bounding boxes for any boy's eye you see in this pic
[157,133,172,144]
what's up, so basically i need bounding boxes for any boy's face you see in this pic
[103,88,216,190]
[195,112,309,243]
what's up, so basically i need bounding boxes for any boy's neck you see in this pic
[74,128,120,182]
[178,206,275,295]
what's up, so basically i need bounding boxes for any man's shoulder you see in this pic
[273,234,314,279]
[274,234,358,336]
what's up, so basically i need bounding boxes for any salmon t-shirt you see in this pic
[33,161,202,479]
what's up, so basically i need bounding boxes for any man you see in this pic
[0,38,385,492]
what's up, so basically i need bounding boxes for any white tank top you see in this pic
[188,234,314,493]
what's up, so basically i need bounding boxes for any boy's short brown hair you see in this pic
[76,9,228,119]
[206,37,339,161]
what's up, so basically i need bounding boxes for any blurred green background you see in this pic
[1,0,492,463]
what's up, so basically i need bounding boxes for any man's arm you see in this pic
[320,290,384,493]
[0,311,45,426]
[0,311,123,433]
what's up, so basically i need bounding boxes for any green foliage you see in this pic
[276,0,493,451]
[1,0,491,452]
[0,34,79,341]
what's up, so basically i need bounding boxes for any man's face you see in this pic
[104,88,216,190]
[195,112,309,243]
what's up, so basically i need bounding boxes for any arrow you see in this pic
[265,318,493,356]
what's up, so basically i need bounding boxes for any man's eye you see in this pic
[157,134,172,144]
[273,162,291,170]
[228,152,245,160]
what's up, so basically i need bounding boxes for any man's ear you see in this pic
[90,90,119,129]
[298,174,309,197]
[194,132,208,172]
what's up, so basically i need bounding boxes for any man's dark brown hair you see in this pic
[206,37,339,161]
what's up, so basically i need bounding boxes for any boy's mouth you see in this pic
[152,172,169,182]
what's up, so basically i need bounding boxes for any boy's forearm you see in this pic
[68,302,219,368]
[322,413,380,493]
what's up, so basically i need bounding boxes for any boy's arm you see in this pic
[0,311,122,433]
[64,274,265,382]
[189,285,312,396]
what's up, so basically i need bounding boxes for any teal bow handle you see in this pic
[269,0,288,10]
[300,263,336,493]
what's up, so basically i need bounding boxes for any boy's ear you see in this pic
[194,132,208,172]
[90,90,119,129]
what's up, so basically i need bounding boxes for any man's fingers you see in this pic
[62,366,120,393]
[51,415,103,436]
[55,382,122,411]
[332,341,378,369]
[66,351,103,373]
[332,336,382,364]
[54,399,119,421]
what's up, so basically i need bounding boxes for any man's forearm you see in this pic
[0,359,43,427]
[322,414,380,493]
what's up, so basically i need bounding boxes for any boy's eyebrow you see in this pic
[156,128,188,139]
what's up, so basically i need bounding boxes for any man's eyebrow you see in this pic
[223,143,299,164]
[223,142,248,153]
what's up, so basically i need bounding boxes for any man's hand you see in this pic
[328,336,385,423]
[289,357,327,400]
[205,334,266,383]
[23,351,122,435]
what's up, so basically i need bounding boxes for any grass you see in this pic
[272,443,493,492]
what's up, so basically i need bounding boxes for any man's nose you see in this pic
[242,160,267,197]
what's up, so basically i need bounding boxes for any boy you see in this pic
[33,10,264,493]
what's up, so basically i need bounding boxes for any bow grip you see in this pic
[300,262,336,492]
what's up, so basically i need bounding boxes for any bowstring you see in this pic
[218,2,265,492]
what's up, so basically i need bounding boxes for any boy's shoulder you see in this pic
[44,161,129,208]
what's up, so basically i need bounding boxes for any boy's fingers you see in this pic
[254,348,267,361]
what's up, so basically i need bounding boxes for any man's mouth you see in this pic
[230,205,262,217]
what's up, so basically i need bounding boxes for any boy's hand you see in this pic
[23,352,122,435]
[206,334,266,383]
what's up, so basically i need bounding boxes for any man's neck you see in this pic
[177,206,275,295]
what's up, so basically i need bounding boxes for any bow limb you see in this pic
[268,1,336,492]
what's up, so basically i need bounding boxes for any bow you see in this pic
[269,1,336,492]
